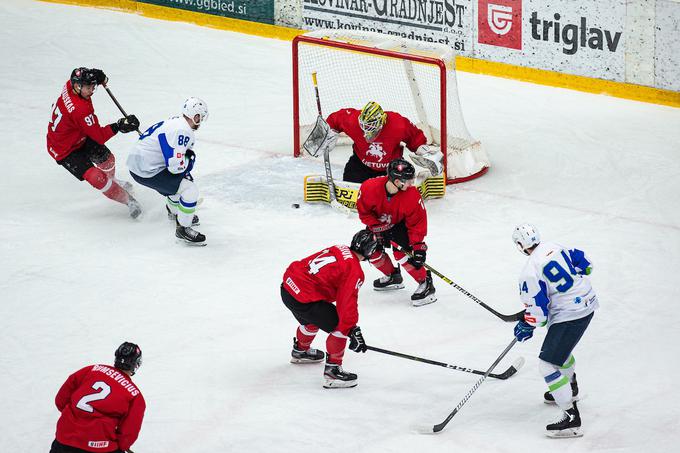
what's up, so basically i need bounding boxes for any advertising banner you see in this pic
[475,0,626,81]
[139,0,275,25]
[655,0,680,91]
[301,0,475,56]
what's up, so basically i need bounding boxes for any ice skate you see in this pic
[411,270,436,307]
[127,196,142,219]
[545,374,579,404]
[290,338,324,364]
[545,402,582,438]
[166,205,199,226]
[373,268,405,291]
[323,362,357,389]
[175,221,206,246]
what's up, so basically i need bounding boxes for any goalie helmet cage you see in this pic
[292,30,490,184]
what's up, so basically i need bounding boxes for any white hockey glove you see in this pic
[303,116,338,158]
[408,146,444,177]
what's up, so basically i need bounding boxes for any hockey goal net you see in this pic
[292,30,489,184]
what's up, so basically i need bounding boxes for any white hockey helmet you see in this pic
[512,223,540,255]
[182,97,209,127]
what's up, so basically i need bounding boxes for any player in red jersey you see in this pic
[47,67,142,218]
[281,229,379,388]
[326,101,429,183]
[50,342,145,453]
[357,159,437,307]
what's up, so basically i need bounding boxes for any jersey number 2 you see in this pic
[76,381,111,413]
[50,105,62,132]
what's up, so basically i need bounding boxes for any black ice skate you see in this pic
[545,402,582,438]
[411,270,436,307]
[373,267,405,291]
[545,374,579,404]
[323,361,357,389]
[166,205,200,226]
[290,338,324,364]
[175,221,206,246]
[127,196,142,219]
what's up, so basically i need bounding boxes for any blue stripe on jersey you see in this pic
[180,198,197,208]
[533,280,550,317]
[568,248,591,275]
[158,133,175,166]
[544,370,562,383]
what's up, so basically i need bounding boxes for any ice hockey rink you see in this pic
[2,0,680,451]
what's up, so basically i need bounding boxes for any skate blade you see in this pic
[290,357,324,364]
[545,427,583,438]
[544,395,580,405]
[373,284,405,291]
[323,379,357,389]
[412,295,437,307]
[175,238,207,247]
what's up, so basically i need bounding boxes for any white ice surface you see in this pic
[2,1,680,452]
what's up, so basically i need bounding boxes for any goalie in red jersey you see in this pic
[50,342,145,453]
[46,67,142,218]
[281,229,379,389]
[305,101,443,183]
[357,159,437,307]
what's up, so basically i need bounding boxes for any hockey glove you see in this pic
[514,320,535,342]
[115,115,139,134]
[185,149,196,174]
[90,68,108,85]
[409,242,427,269]
[348,326,367,353]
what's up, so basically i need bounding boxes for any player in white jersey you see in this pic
[127,98,208,245]
[512,223,599,438]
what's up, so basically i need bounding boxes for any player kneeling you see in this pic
[127,98,208,245]
[280,230,378,388]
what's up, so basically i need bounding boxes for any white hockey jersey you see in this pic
[127,116,195,178]
[518,241,598,328]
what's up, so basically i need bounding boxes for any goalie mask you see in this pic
[512,223,541,255]
[182,97,209,128]
[350,229,380,259]
[114,342,142,376]
[358,101,387,141]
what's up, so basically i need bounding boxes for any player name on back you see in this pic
[91,365,140,396]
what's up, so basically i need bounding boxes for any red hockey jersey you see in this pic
[46,81,116,161]
[326,109,427,172]
[283,245,365,335]
[357,176,428,245]
[54,364,146,452]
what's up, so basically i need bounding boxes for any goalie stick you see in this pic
[366,345,524,380]
[391,243,525,323]
[311,72,351,215]
[417,338,519,434]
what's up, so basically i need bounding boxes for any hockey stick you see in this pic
[103,85,142,136]
[311,72,351,215]
[366,345,524,380]
[391,243,525,323]
[417,338,519,434]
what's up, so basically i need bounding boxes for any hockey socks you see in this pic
[84,167,129,205]
[325,331,348,365]
[295,324,319,350]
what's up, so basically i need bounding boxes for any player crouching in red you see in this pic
[357,159,436,307]
[46,67,141,218]
[280,230,378,388]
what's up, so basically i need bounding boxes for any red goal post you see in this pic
[292,30,489,184]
